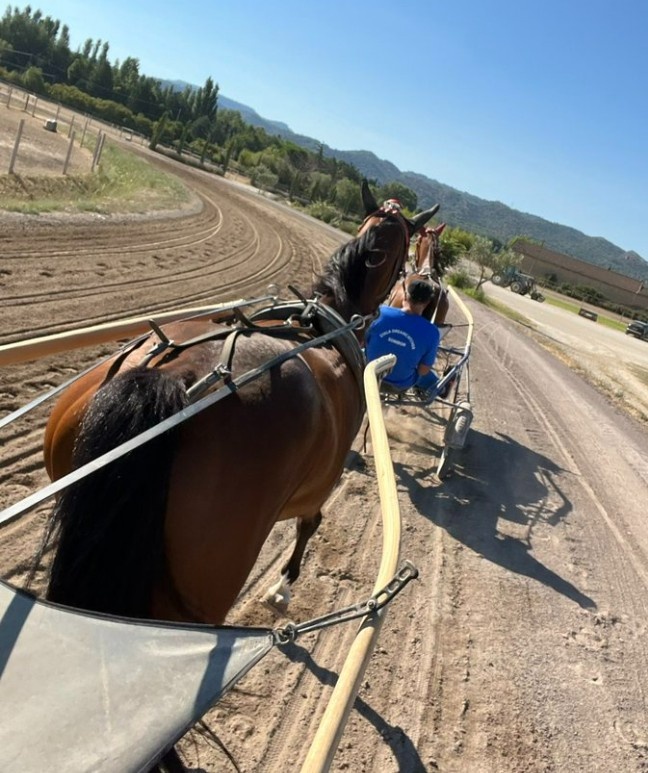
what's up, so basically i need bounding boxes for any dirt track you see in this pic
[2,136,648,772]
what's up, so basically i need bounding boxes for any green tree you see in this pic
[192,76,218,121]
[467,235,495,289]
[334,178,361,216]
[22,64,45,93]
[113,56,140,102]
[149,111,168,151]
[447,226,475,253]
[309,171,333,202]
[436,233,464,274]
[468,238,521,289]
[252,165,278,192]
[0,38,12,65]
[87,50,113,99]
[67,56,90,90]
[189,115,211,140]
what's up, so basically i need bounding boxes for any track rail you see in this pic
[447,285,474,348]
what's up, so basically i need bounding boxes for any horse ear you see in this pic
[434,222,447,236]
[409,203,440,235]
[361,179,379,216]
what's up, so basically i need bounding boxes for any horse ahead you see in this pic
[40,181,438,626]
[388,221,450,324]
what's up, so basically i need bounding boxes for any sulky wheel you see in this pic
[436,446,454,480]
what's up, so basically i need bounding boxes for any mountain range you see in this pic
[196,88,648,283]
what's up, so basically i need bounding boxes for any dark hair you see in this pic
[407,279,434,304]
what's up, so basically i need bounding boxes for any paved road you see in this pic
[482,282,648,371]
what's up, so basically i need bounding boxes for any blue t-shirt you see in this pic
[366,305,440,389]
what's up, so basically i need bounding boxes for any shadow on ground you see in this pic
[394,429,595,610]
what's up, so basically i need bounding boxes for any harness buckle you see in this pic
[186,363,232,401]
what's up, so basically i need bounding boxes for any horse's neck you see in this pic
[416,238,434,275]
[418,237,446,283]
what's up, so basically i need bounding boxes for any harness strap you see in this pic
[0,315,366,528]
[134,295,367,404]
[273,561,419,644]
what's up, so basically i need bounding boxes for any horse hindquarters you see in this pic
[46,367,188,618]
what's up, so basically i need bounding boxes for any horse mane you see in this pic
[311,221,386,315]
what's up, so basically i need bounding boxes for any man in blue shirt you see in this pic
[366,279,441,395]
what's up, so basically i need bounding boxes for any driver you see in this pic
[365,278,441,397]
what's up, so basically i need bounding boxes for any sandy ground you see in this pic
[2,106,648,772]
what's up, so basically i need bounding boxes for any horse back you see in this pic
[157,326,364,622]
[43,317,365,623]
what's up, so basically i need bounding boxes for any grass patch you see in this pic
[449,277,534,326]
[597,316,626,332]
[544,295,579,313]
[0,141,191,215]
[462,286,486,303]
[543,294,626,332]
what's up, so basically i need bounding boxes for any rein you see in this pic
[0,310,368,528]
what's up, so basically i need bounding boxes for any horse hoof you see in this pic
[263,576,291,613]
[264,593,290,614]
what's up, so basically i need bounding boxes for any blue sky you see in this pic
[34,0,648,258]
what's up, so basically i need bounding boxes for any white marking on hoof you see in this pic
[264,575,291,612]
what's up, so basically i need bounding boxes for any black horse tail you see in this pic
[46,366,189,618]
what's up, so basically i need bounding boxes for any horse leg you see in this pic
[264,512,323,611]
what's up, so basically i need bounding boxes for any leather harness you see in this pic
[134,294,367,405]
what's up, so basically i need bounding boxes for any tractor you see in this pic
[490,267,545,302]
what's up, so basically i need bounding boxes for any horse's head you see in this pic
[312,181,438,325]
[414,222,447,277]
[351,180,439,317]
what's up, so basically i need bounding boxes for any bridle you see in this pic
[359,205,411,256]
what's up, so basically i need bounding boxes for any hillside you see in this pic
[174,83,648,283]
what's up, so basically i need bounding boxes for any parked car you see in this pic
[578,308,598,322]
[625,320,648,340]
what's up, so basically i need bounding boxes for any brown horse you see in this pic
[39,181,439,630]
[387,222,449,324]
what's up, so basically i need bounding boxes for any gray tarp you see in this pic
[0,580,274,772]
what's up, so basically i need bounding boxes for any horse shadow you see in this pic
[394,429,596,610]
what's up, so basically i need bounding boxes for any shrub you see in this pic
[306,201,338,223]
[464,287,486,302]
[447,269,474,289]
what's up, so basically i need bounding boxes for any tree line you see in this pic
[0,4,538,277]
[0,6,401,220]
